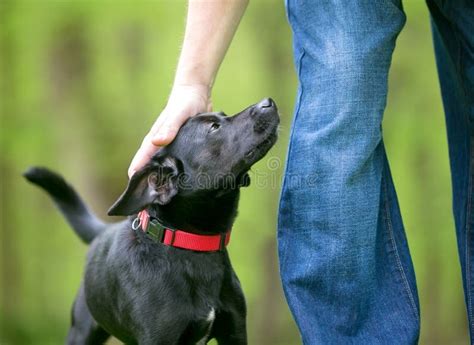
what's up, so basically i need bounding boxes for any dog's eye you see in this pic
[209,122,220,133]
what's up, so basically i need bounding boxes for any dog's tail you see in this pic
[23,167,106,244]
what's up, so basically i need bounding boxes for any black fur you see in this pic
[24,98,279,345]
[23,167,105,243]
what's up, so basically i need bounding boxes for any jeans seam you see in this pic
[449,13,474,329]
[277,49,306,337]
[277,49,305,260]
[293,50,305,129]
[383,169,420,322]
[452,13,472,125]
[278,50,306,218]
[466,139,473,329]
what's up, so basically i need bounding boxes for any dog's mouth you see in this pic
[245,131,278,161]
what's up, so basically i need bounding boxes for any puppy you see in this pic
[24,98,279,345]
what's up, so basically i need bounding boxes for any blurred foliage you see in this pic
[0,1,468,344]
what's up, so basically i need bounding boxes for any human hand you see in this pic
[128,84,211,178]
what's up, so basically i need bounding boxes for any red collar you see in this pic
[133,210,231,252]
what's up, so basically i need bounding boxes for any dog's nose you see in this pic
[257,98,274,109]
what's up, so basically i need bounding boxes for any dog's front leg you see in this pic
[67,283,110,345]
[210,307,247,345]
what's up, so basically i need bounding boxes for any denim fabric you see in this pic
[429,0,474,340]
[278,0,474,344]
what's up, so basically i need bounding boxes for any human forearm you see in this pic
[173,0,249,89]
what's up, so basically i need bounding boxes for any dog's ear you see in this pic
[238,172,251,187]
[107,157,180,216]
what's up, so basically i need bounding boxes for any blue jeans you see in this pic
[278,0,474,344]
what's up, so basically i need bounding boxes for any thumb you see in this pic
[127,135,160,178]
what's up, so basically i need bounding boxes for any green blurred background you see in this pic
[0,1,469,344]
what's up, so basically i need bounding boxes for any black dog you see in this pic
[24,98,279,345]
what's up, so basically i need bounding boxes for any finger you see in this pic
[149,114,166,135]
[151,112,189,146]
[151,123,181,146]
[128,136,160,178]
[128,110,172,177]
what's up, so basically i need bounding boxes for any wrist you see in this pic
[170,83,211,100]
[173,64,214,93]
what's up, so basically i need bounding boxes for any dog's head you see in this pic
[108,98,279,218]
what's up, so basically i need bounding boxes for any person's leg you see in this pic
[278,1,420,344]
[427,0,474,340]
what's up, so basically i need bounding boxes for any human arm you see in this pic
[128,0,249,177]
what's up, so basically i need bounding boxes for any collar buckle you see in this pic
[147,219,166,243]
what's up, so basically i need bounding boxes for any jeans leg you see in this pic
[427,0,474,341]
[278,1,420,344]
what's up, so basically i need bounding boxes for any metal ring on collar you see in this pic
[132,217,141,230]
